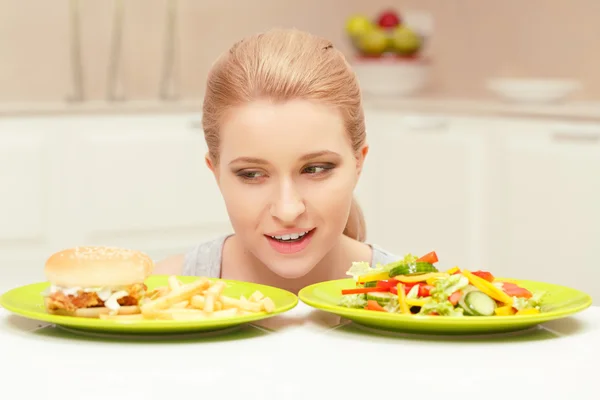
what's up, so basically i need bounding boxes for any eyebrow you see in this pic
[228,150,341,166]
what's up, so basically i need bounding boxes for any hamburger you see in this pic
[43,246,153,318]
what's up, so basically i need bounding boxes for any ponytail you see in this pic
[343,197,367,242]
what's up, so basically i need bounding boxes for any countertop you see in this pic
[1,301,598,399]
[1,95,600,123]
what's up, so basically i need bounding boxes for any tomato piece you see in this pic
[418,284,434,297]
[472,270,495,282]
[376,279,400,289]
[501,282,532,299]
[418,251,439,264]
[342,287,390,295]
[448,291,462,305]
[366,300,386,312]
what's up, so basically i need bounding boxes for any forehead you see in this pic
[219,99,351,163]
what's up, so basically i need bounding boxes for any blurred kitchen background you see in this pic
[0,0,598,303]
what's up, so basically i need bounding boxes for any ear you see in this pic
[205,152,220,182]
[355,143,369,178]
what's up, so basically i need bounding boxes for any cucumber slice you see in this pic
[463,291,496,316]
[366,292,397,305]
[364,281,378,288]
[389,262,438,277]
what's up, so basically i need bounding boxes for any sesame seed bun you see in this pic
[44,246,154,287]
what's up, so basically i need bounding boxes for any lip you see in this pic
[265,228,316,255]
[264,228,314,237]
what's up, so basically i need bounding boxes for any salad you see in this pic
[338,251,545,317]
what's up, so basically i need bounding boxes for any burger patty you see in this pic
[45,283,147,311]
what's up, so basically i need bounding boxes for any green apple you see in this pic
[356,28,389,55]
[389,25,422,55]
[345,15,374,38]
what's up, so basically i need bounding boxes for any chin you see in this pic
[265,260,316,279]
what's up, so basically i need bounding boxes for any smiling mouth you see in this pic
[267,230,312,243]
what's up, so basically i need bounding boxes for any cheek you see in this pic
[305,168,356,223]
[218,176,270,230]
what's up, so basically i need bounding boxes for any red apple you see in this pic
[377,10,401,29]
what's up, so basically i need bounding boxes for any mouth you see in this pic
[264,228,316,254]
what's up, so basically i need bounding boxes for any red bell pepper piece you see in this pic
[501,282,532,299]
[365,300,386,312]
[342,287,390,295]
[418,284,434,297]
[472,270,495,282]
[449,290,462,305]
[418,251,438,264]
[376,279,399,289]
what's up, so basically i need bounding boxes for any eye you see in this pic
[302,164,334,175]
[236,170,265,182]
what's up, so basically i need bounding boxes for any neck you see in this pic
[222,234,372,294]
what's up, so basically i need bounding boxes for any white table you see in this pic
[1,302,599,400]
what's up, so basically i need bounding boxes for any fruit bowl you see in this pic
[352,55,430,97]
[345,9,430,96]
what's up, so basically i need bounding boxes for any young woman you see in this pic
[154,28,398,293]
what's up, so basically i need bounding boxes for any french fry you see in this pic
[168,276,182,291]
[171,301,189,309]
[262,297,275,313]
[190,295,205,309]
[141,278,210,317]
[99,314,145,321]
[203,293,216,313]
[249,291,264,302]
[154,309,207,320]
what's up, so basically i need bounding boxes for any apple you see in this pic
[356,28,389,56]
[389,25,422,55]
[377,10,401,29]
[345,14,374,38]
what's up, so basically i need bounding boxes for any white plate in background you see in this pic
[486,78,582,104]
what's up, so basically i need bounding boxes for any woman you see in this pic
[155,28,398,293]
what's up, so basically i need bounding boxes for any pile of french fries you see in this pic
[99,276,275,321]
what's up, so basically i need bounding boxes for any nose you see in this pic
[270,179,306,224]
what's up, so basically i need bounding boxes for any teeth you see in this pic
[271,231,309,241]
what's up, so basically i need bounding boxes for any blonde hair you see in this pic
[202,28,367,242]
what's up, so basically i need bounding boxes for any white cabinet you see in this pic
[360,111,489,271]
[487,119,600,298]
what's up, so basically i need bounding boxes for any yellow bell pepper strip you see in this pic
[462,269,513,305]
[494,305,516,316]
[426,276,446,285]
[406,297,430,307]
[395,272,449,283]
[356,272,390,283]
[396,283,411,314]
[516,308,540,315]
[446,266,460,275]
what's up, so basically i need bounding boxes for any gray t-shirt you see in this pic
[182,234,399,278]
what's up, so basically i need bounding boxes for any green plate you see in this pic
[0,275,298,335]
[298,278,593,335]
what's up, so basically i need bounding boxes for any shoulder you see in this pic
[182,235,230,278]
[369,243,400,266]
